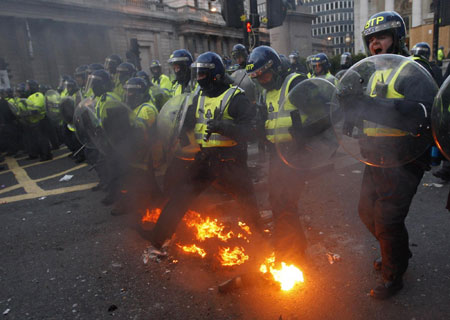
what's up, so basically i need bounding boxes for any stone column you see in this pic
[412,0,422,28]
[384,0,394,11]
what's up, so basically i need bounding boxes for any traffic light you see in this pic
[441,0,450,26]
[246,21,252,33]
[266,0,287,29]
[221,0,245,28]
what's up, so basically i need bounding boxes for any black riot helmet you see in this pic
[288,50,300,65]
[306,55,314,74]
[25,79,40,95]
[87,63,104,75]
[58,75,72,93]
[39,84,51,94]
[362,11,408,56]
[410,42,431,61]
[340,52,352,69]
[311,53,330,76]
[191,52,226,94]
[246,45,283,91]
[149,60,162,78]
[116,62,136,85]
[85,69,113,97]
[168,49,194,84]
[231,44,248,68]
[15,83,27,98]
[64,79,79,96]
[104,54,122,75]
[279,54,291,74]
[74,65,89,87]
[124,77,148,110]
[135,70,152,88]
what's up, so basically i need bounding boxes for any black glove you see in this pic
[206,119,225,135]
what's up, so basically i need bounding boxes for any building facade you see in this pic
[304,0,355,55]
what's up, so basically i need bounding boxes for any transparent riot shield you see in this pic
[231,69,257,104]
[156,93,200,163]
[101,99,150,164]
[274,78,338,170]
[150,86,171,111]
[7,101,20,118]
[432,77,450,160]
[60,97,75,125]
[73,97,102,150]
[331,54,438,168]
[45,90,62,123]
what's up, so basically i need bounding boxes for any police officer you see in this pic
[85,70,122,199]
[114,62,136,101]
[24,80,53,161]
[106,77,162,216]
[410,42,443,86]
[231,44,248,70]
[149,60,172,95]
[74,65,90,99]
[311,53,337,84]
[305,55,314,78]
[356,11,437,299]
[288,50,307,74]
[147,51,260,254]
[335,52,352,80]
[104,54,122,78]
[168,49,195,95]
[437,46,444,66]
[246,45,308,265]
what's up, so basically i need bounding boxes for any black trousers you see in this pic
[358,163,424,281]
[268,146,308,262]
[151,148,260,248]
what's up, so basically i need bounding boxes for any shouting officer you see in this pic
[147,51,260,255]
[246,46,308,265]
[353,11,437,299]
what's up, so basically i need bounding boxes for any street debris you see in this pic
[142,247,167,264]
[108,305,118,312]
[3,308,10,315]
[111,262,122,268]
[326,252,341,264]
[38,196,47,200]
[351,170,362,174]
[422,183,444,188]
[59,174,74,182]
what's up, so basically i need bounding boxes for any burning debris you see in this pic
[176,243,207,258]
[218,246,249,266]
[259,253,304,291]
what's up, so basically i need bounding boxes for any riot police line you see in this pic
[1,10,450,301]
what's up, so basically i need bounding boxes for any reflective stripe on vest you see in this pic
[265,73,301,143]
[364,60,408,137]
[194,86,241,148]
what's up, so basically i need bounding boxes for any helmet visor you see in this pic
[362,20,401,38]
[246,59,274,79]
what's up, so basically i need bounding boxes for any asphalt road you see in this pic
[1,146,450,320]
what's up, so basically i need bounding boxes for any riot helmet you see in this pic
[311,53,330,76]
[85,69,113,97]
[246,45,283,91]
[58,75,72,93]
[168,49,194,84]
[149,60,162,78]
[39,84,51,94]
[410,42,431,61]
[15,83,27,98]
[191,52,225,94]
[231,44,248,68]
[87,63,104,75]
[362,11,407,56]
[306,55,314,74]
[104,54,122,75]
[340,52,352,69]
[136,70,152,88]
[74,65,89,88]
[279,54,291,74]
[124,77,148,110]
[64,79,79,96]
[288,50,300,65]
[116,62,136,85]
[25,80,40,96]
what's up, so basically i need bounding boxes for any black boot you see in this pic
[370,277,403,300]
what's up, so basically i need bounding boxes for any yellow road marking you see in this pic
[0,152,72,175]
[34,163,88,182]
[0,183,97,204]
[0,184,21,195]
[4,157,43,194]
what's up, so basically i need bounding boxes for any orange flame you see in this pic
[141,208,161,223]
[219,246,249,266]
[176,244,207,258]
[259,253,304,291]
[238,221,252,235]
[183,210,234,242]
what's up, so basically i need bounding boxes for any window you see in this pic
[327,26,330,33]
[326,3,329,11]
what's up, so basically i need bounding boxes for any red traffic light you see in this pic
[246,21,252,33]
